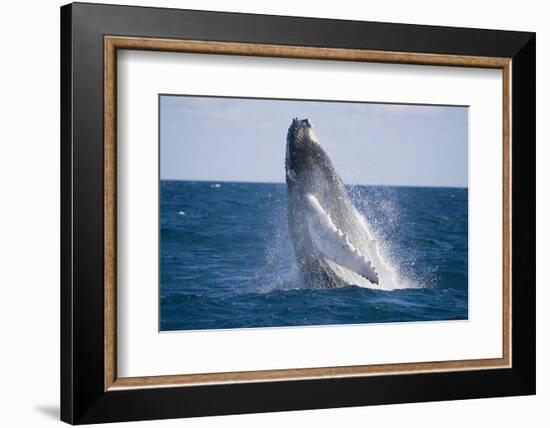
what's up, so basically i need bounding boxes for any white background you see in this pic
[118,51,503,377]
[0,0,546,427]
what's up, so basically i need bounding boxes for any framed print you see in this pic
[60,2,536,424]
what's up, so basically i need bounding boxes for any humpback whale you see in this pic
[285,118,396,290]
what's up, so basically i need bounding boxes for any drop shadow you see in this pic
[35,405,59,420]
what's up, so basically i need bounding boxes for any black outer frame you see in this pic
[60,2,535,424]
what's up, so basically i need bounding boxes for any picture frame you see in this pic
[60,2,535,424]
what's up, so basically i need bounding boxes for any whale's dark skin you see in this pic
[285,118,388,289]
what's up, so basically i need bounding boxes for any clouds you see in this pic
[160,95,468,187]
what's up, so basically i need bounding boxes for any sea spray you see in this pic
[256,189,302,293]
[348,185,424,290]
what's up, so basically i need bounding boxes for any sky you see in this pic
[160,95,468,187]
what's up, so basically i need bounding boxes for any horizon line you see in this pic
[160,178,468,190]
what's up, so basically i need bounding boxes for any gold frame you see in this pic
[104,36,512,391]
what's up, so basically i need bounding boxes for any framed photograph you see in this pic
[60,2,535,424]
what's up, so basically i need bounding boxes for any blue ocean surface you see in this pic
[160,180,468,331]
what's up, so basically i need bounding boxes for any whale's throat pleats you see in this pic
[305,194,396,290]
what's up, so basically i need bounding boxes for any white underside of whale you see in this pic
[305,193,397,290]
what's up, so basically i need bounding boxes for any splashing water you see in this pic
[348,185,424,290]
[256,203,301,293]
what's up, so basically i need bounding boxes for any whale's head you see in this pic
[285,118,338,192]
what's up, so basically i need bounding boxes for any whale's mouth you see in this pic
[287,118,317,146]
[290,117,311,133]
[286,118,319,178]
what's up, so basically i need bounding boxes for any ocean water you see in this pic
[160,180,468,331]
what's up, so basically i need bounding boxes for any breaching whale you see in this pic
[285,118,396,290]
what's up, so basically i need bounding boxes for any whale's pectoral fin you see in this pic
[305,194,379,284]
